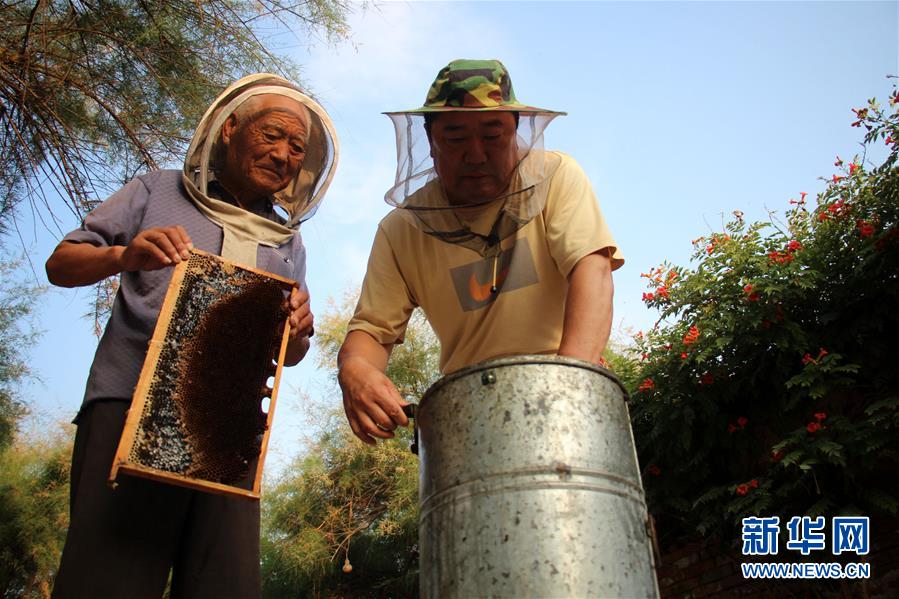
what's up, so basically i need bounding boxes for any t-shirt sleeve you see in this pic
[288,232,308,292]
[347,222,417,345]
[543,153,625,277]
[62,177,150,247]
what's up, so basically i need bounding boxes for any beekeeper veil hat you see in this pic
[384,59,564,257]
[183,73,339,266]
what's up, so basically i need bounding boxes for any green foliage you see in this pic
[0,249,59,597]
[629,88,899,543]
[601,337,642,391]
[0,253,43,449]
[262,293,439,597]
[0,426,73,598]
[262,427,419,598]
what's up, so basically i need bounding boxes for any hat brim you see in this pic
[384,104,565,116]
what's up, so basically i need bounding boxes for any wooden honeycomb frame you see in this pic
[109,249,295,500]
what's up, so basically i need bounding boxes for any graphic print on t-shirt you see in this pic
[449,238,539,311]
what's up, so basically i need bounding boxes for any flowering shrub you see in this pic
[627,88,899,543]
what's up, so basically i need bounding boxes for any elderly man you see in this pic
[339,59,624,444]
[46,74,338,598]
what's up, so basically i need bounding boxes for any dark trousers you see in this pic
[52,400,261,599]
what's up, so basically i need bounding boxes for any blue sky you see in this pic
[11,1,898,470]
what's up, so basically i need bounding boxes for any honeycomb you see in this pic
[126,252,290,488]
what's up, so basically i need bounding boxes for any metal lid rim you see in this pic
[419,354,629,408]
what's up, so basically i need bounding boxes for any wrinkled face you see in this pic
[221,95,309,205]
[429,111,518,206]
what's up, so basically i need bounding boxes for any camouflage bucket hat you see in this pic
[387,59,563,115]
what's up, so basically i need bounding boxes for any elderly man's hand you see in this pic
[280,287,313,366]
[338,354,409,446]
[285,287,314,339]
[119,226,193,272]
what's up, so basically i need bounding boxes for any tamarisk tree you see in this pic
[261,292,439,598]
[0,0,351,230]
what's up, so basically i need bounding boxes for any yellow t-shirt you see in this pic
[348,152,624,374]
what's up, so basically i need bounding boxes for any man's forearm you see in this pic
[558,251,614,363]
[338,330,391,374]
[46,242,125,288]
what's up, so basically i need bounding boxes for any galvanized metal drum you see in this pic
[415,355,659,598]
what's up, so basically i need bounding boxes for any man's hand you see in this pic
[285,287,314,338]
[46,226,193,288]
[338,331,409,445]
[282,287,313,366]
[119,226,193,272]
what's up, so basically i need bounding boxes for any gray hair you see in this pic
[210,93,311,171]
[229,95,311,141]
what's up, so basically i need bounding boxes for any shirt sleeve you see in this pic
[62,177,150,247]
[288,232,308,292]
[346,222,417,345]
[543,153,625,277]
